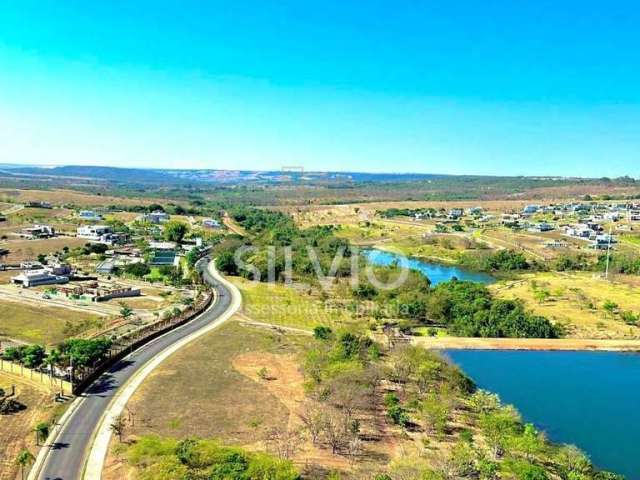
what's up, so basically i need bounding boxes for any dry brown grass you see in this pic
[0,298,103,345]
[491,272,640,339]
[0,373,64,480]
[0,188,159,207]
[118,321,296,441]
[0,237,87,264]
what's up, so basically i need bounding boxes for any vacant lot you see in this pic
[0,237,87,265]
[0,298,103,345]
[123,321,298,441]
[0,373,65,480]
[491,272,640,339]
[231,276,355,330]
[0,188,159,207]
[104,321,309,478]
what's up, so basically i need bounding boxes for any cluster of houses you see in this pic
[9,258,141,302]
[406,200,640,252]
[501,203,640,250]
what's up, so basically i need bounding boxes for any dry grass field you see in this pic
[104,320,399,479]
[0,188,159,207]
[103,321,305,478]
[0,298,103,345]
[491,272,640,339]
[0,237,87,264]
[0,373,65,480]
[231,276,355,331]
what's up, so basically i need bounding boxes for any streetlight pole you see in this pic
[605,224,613,281]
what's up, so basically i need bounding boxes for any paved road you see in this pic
[36,259,232,480]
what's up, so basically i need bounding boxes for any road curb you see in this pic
[28,393,84,480]
[81,261,241,479]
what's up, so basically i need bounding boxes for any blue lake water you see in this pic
[363,248,494,285]
[447,350,640,479]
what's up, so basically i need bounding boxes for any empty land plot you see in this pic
[490,272,640,339]
[0,188,159,207]
[0,373,64,480]
[102,320,301,480]
[231,276,354,330]
[0,237,87,265]
[0,299,103,345]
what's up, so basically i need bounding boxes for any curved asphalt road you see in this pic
[36,259,232,480]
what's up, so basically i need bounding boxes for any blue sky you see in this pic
[0,1,639,177]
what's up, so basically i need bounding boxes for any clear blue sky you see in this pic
[1,1,639,177]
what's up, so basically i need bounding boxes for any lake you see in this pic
[363,248,494,285]
[447,350,640,479]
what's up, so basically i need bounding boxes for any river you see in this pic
[363,248,494,285]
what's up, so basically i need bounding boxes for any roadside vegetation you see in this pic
[120,436,300,480]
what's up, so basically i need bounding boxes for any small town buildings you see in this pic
[501,214,520,227]
[25,201,52,209]
[19,224,55,239]
[565,225,592,239]
[78,210,103,221]
[467,206,483,216]
[137,211,170,224]
[57,281,141,302]
[528,222,554,233]
[571,204,591,214]
[77,225,112,241]
[77,225,126,245]
[595,234,617,245]
[202,218,221,229]
[11,269,69,287]
[448,208,464,220]
[148,241,177,250]
[603,211,621,222]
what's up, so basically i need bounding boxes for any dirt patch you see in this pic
[0,374,63,480]
[232,352,351,471]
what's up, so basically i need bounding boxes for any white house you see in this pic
[137,211,170,224]
[19,224,55,239]
[77,225,117,244]
[11,269,69,287]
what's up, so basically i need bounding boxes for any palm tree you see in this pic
[34,422,49,446]
[15,449,35,480]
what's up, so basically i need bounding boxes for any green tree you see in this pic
[15,449,35,480]
[216,250,239,275]
[34,422,50,446]
[312,325,333,340]
[163,220,189,243]
[119,302,134,320]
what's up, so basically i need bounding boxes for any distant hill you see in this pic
[0,164,592,186]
